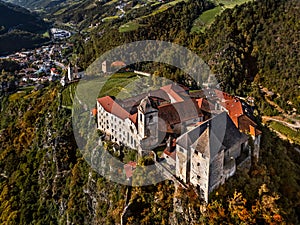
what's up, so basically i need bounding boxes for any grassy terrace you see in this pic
[102,15,119,22]
[62,72,139,107]
[191,6,222,33]
[216,0,253,8]
[119,21,140,32]
[145,0,188,17]
[269,121,300,145]
[191,0,253,33]
[118,0,188,32]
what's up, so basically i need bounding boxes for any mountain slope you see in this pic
[72,0,299,113]
[0,1,49,55]
[0,0,299,224]
[0,82,298,224]
[3,0,68,10]
[0,1,47,34]
[199,0,300,112]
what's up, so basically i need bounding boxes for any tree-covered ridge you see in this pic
[72,0,213,69]
[0,85,175,224]
[3,0,69,10]
[72,0,299,113]
[0,1,50,55]
[199,0,300,112]
[0,1,48,34]
[0,84,299,224]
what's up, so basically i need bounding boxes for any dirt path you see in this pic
[262,116,300,130]
[260,86,300,128]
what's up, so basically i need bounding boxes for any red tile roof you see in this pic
[129,113,137,124]
[214,89,233,100]
[213,89,262,136]
[124,161,137,178]
[160,84,187,102]
[163,148,176,160]
[213,90,244,127]
[111,61,126,67]
[98,96,129,120]
[224,99,243,118]
[92,108,97,116]
[238,114,262,136]
[158,100,203,125]
[196,98,215,112]
[218,100,241,127]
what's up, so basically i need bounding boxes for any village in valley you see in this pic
[0,28,80,95]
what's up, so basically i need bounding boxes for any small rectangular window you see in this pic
[149,115,153,123]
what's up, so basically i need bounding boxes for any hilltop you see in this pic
[0,0,299,224]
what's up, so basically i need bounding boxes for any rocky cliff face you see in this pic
[0,86,180,224]
[0,84,294,224]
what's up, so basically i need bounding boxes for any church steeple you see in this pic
[137,96,159,149]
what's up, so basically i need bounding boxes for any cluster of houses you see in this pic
[0,43,84,94]
[94,83,261,202]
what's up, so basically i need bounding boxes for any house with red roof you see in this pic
[124,161,137,180]
[97,84,205,152]
[97,96,139,149]
[211,89,261,161]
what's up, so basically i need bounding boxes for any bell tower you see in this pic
[137,96,158,149]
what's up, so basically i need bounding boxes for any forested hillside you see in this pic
[0,1,49,55]
[4,0,69,10]
[0,1,47,34]
[0,0,299,224]
[199,0,300,113]
[0,83,299,224]
[73,0,299,113]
